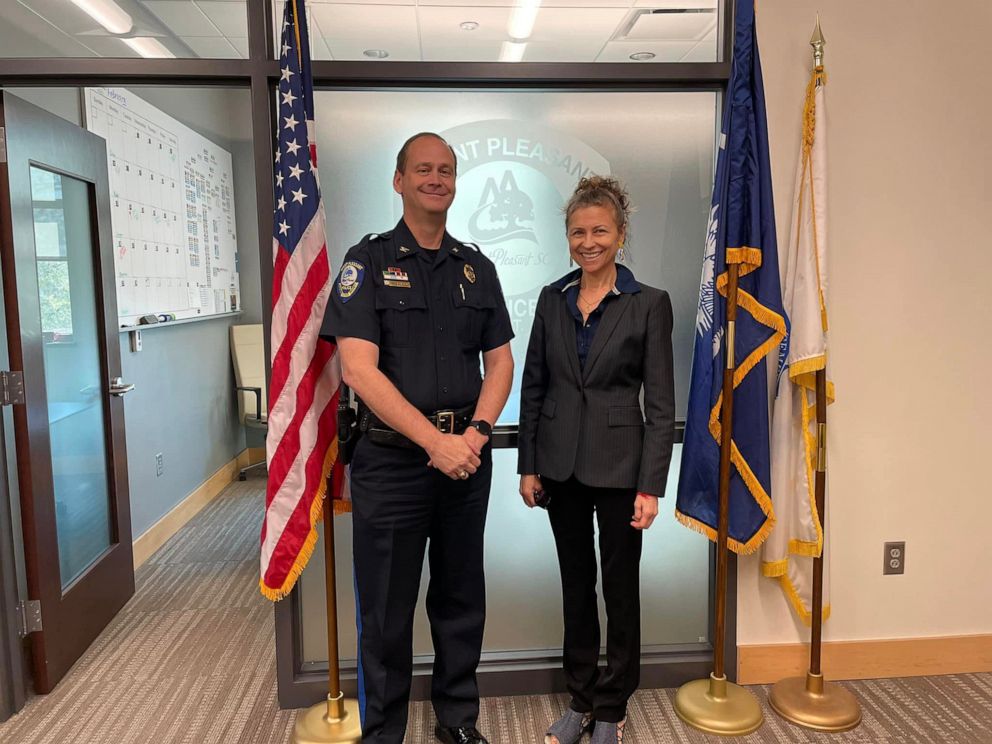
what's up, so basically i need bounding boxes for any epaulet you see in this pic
[360,230,392,245]
[461,241,480,253]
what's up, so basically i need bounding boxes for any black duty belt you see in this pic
[359,403,475,449]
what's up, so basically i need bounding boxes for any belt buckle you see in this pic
[435,410,455,434]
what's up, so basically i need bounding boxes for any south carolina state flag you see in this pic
[676,0,788,554]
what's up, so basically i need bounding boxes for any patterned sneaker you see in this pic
[545,708,593,744]
[589,718,626,744]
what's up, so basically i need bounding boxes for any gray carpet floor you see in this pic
[1,477,989,743]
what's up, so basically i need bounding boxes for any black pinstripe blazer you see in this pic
[517,279,676,496]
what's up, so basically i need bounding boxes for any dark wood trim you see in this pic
[309,61,730,88]
[247,0,275,64]
[0,124,28,720]
[0,58,274,86]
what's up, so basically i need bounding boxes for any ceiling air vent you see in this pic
[615,7,718,43]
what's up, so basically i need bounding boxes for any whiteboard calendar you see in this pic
[83,87,241,326]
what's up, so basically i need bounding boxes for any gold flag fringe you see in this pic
[259,438,342,602]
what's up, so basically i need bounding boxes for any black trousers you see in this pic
[544,476,642,723]
[350,437,491,743]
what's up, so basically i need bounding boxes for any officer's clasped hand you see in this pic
[426,433,481,481]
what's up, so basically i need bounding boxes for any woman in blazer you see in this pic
[518,176,675,744]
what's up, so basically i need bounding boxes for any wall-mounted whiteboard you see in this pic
[83,87,241,327]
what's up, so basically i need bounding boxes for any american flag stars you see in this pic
[271,31,319,253]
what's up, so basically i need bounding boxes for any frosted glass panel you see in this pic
[302,446,710,664]
[313,89,717,425]
[300,87,716,666]
[31,168,114,588]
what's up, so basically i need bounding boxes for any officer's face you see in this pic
[566,205,625,275]
[393,137,456,217]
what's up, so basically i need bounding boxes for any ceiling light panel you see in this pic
[68,0,133,34]
[144,1,218,38]
[507,0,541,40]
[122,36,176,57]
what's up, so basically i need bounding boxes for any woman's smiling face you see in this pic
[566,204,624,274]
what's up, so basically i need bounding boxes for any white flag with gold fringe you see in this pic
[762,68,833,625]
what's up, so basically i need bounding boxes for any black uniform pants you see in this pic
[351,437,491,743]
[544,476,642,723]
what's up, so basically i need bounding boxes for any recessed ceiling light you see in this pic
[629,52,656,61]
[499,41,527,63]
[460,21,479,32]
[363,49,389,59]
[69,0,133,35]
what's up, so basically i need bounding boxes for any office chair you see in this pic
[230,324,267,481]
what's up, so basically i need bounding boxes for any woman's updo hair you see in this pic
[564,175,632,234]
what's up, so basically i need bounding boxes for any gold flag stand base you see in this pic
[292,693,362,744]
[769,672,861,733]
[674,673,764,737]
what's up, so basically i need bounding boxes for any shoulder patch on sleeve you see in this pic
[337,260,365,303]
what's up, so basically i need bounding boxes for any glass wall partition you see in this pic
[272,1,723,63]
[298,88,718,674]
[1,1,249,59]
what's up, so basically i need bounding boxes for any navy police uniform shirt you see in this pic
[322,219,514,414]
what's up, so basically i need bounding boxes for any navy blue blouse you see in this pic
[551,264,641,369]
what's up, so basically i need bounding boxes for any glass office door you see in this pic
[0,91,134,693]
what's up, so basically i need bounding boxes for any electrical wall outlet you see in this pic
[155,452,164,477]
[883,541,905,575]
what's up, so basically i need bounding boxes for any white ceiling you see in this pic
[1,1,720,62]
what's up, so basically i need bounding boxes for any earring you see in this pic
[618,241,626,262]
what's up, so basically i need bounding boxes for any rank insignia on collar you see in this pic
[463,264,476,284]
[337,261,365,303]
[399,245,411,253]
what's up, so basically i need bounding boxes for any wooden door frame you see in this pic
[0,92,134,694]
[0,150,29,719]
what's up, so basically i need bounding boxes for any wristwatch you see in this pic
[469,419,493,437]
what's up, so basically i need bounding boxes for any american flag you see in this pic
[260,0,347,601]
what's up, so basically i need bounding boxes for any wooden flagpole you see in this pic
[674,263,764,736]
[291,487,362,744]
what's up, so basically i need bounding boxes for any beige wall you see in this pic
[739,0,992,645]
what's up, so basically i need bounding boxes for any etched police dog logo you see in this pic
[442,120,610,300]
[440,120,610,422]
[469,171,537,246]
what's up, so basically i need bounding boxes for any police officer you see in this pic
[323,132,514,744]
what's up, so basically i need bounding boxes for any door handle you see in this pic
[109,377,135,397]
